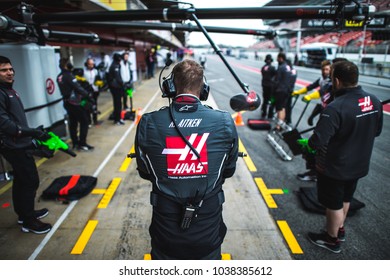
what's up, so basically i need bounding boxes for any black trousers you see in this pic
[261,85,274,118]
[64,102,90,146]
[303,151,316,170]
[91,91,100,124]
[1,149,39,220]
[110,88,124,122]
[151,244,221,260]
[285,94,293,124]
[122,91,129,110]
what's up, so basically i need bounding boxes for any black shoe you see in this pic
[22,218,52,234]
[115,120,125,125]
[321,227,346,242]
[297,170,317,182]
[338,227,346,242]
[78,144,94,151]
[18,208,49,225]
[308,232,341,253]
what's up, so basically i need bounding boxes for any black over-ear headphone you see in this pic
[161,70,210,101]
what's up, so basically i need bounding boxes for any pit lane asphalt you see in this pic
[205,54,390,260]
[0,65,291,260]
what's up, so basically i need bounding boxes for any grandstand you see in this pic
[286,31,382,48]
[250,0,390,76]
[252,0,389,51]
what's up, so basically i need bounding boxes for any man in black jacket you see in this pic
[305,60,383,253]
[285,59,297,125]
[293,60,332,182]
[0,56,51,234]
[108,53,125,125]
[260,54,276,119]
[135,59,238,259]
[57,58,94,151]
[273,52,292,130]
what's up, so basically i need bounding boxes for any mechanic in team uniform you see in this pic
[304,60,383,253]
[285,59,297,125]
[292,59,346,182]
[292,60,333,126]
[0,56,51,234]
[135,59,239,260]
[273,52,292,130]
[57,58,94,151]
[260,54,276,119]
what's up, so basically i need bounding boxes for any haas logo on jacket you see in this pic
[162,133,209,176]
[358,96,373,112]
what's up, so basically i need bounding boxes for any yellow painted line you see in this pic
[119,145,135,172]
[0,181,11,195]
[144,253,231,260]
[277,220,303,254]
[255,177,283,208]
[71,220,99,255]
[269,189,284,195]
[221,253,231,260]
[97,177,121,208]
[238,139,257,172]
[99,107,113,119]
[35,157,48,167]
[91,189,106,195]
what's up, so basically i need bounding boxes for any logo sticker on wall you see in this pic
[46,78,55,95]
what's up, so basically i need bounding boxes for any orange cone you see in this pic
[234,112,244,126]
[135,108,142,124]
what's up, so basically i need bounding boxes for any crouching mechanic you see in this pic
[300,60,383,253]
[135,59,239,260]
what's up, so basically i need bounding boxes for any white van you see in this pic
[300,42,338,68]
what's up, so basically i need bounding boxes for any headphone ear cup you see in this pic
[162,74,176,98]
[200,76,209,101]
[200,81,209,101]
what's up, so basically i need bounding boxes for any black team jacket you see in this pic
[135,94,238,259]
[309,86,383,180]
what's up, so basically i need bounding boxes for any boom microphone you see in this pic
[230,90,261,111]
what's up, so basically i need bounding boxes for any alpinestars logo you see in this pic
[162,133,209,176]
[358,96,373,112]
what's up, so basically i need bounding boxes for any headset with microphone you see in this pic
[158,59,210,160]
[160,59,210,101]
